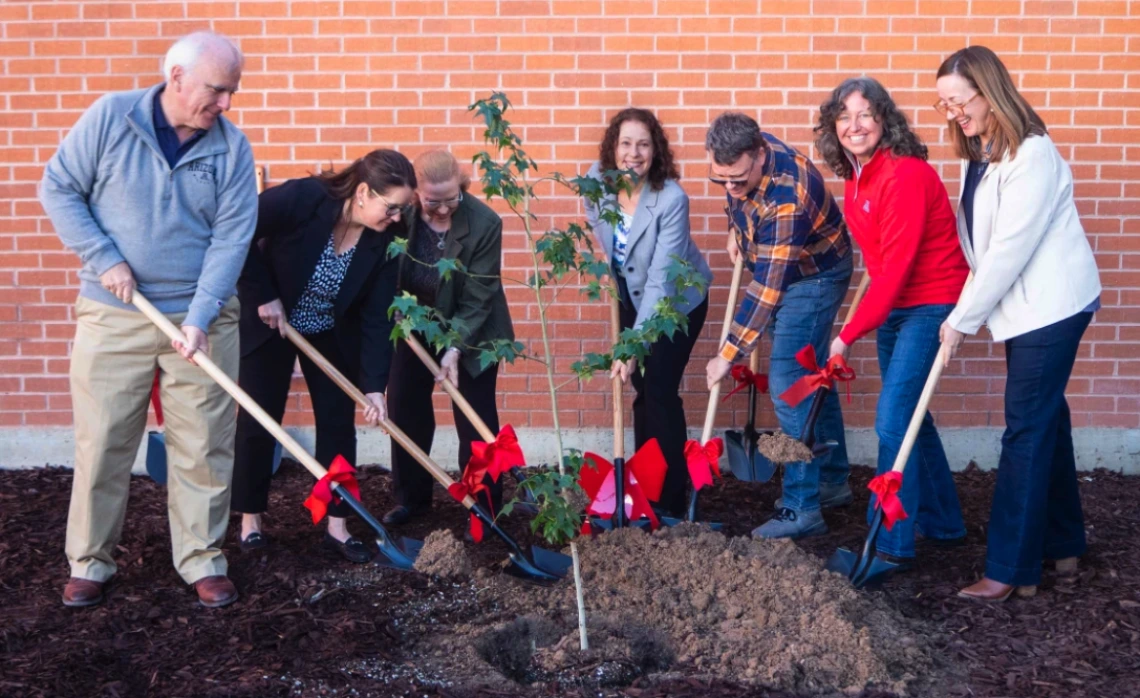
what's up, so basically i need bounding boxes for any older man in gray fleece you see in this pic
[40,31,257,608]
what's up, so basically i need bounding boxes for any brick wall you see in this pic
[2,0,1138,438]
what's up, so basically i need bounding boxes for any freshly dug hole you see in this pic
[758,432,814,464]
[493,524,946,695]
[413,529,471,579]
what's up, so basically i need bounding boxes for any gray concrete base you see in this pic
[2,426,1137,475]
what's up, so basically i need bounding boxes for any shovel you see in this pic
[131,293,421,570]
[826,273,971,588]
[286,325,569,583]
[585,294,669,532]
[666,255,747,527]
[401,335,538,515]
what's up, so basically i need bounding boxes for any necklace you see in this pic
[425,223,448,250]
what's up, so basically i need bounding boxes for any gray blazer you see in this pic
[584,161,713,331]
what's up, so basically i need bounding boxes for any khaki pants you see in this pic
[65,296,240,585]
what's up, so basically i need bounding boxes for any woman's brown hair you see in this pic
[318,149,417,202]
[937,45,1047,162]
[814,76,928,180]
[598,107,679,191]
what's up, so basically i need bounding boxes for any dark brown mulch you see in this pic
[1,459,1138,698]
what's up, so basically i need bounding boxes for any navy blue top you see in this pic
[152,89,206,168]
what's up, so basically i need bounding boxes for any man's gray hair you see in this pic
[163,31,243,80]
[705,112,766,165]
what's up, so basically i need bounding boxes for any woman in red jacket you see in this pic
[815,77,970,573]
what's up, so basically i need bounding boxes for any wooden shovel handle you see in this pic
[255,165,265,194]
[700,254,746,444]
[283,324,477,508]
[131,293,332,486]
[843,272,871,328]
[402,334,497,443]
[887,272,973,475]
[610,291,624,458]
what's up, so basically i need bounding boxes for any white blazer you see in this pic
[947,133,1101,342]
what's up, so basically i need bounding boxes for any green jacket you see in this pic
[398,193,514,378]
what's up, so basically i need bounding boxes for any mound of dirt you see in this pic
[758,432,815,464]
[481,524,943,695]
[414,530,472,579]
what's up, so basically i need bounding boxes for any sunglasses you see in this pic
[708,156,758,188]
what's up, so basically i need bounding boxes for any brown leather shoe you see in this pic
[957,577,1036,602]
[62,577,105,608]
[193,575,238,608]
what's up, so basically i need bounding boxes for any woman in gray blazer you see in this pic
[584,107,714,516]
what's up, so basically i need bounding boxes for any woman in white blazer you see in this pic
[936,46,1102,602]
[583,107,714,517]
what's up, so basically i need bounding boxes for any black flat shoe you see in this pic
[240,532,268,552]
[322,533,373,564]
[381,505,427,526]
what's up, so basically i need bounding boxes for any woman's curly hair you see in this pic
[814,77,928,180]
[598,107,679,191]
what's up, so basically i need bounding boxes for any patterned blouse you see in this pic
[612,209,633,267]
[290,234,357,335]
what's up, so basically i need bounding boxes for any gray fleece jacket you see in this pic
[39,83,258,330]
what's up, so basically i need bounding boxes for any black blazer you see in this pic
[238,177,399,394]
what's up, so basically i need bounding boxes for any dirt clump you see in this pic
[758,432,814,463]
[487,524,941,695]
[414,529,472,579]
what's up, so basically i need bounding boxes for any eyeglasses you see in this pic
[933,92,982,117]
[372,190,404,217]
[424,191,463,211]
[708,156,758,189]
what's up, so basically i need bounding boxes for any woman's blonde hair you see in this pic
[937,45,1047,162]
[413,149,470,192]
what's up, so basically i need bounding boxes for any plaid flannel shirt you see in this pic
[720,133,851,362]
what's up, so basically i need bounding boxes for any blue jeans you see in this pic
[865,304,965,558]
[986,311,1091,586]
[770,255,853,512]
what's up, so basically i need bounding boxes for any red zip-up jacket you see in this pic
[839,149,970,345]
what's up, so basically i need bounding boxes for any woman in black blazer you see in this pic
[232,149,416,563]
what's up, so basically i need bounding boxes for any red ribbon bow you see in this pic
[151,370,164,427]
[778,345,856,407]
[449,452,496,543]
[683,438,724,492]
[867,471,907,531]
[579,439,667,529]
[721,365,769,402]
[303,455,360,524]
[469,424,525,482]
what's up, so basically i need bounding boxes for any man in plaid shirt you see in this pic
[704,112,855,539]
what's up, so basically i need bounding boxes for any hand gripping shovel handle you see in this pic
[130,295,417,568]
[286,324,563,581]
[700,254,746,444]
[403,335,496,443]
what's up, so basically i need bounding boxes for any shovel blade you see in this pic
[373,535,422,571]
[724,429,776,483]
[587,516,653,532]
[851,555,900,589]
[503,545,570,583]
[825,547,860,578]
[659,515,723,532]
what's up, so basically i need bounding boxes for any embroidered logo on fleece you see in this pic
[187,162,217,185]
[862,199,871,213]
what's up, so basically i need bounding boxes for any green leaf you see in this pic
[434,256,464,281]
[386,237,408,260]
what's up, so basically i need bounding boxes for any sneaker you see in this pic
[773,482,853,511]
[752,507,828,539]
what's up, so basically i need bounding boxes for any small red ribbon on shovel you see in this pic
[579,439,667,530]
[778,345,856,407]
[683,438,724,492]
[469,424,525,482]
[721,365,769,402]
[303,455,360,524]
[449,452,496,544]
[868,471,908,531]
